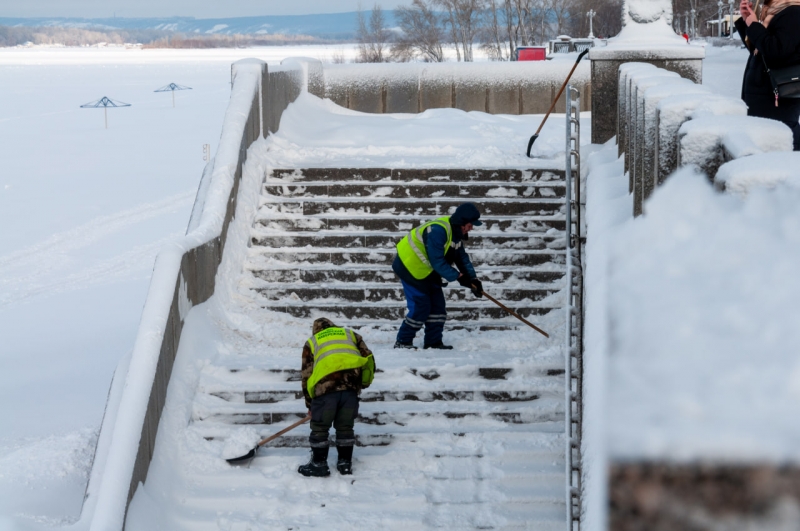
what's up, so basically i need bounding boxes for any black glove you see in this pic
[457,275,471,288]
[470,278,483,298]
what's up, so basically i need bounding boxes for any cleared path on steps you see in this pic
[128,166,571,531]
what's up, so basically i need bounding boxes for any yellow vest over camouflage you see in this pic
[306,327,375,399]
[396,217,453,280]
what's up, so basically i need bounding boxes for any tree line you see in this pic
[357,0,624,63]
[0,26,172,47]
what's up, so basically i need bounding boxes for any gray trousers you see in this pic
[309,390,359,449]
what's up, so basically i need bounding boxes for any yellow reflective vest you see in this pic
[396,216,453,280]
[306,327,375,399]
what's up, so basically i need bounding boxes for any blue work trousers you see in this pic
[396,278,447,346]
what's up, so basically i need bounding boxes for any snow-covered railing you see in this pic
[80,59,305,531]
[616,62,796,216]
[715,152,800,195]
[322,60,592,115]
[565,84,584,531]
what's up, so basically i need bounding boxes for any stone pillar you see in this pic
[589,0,705,144]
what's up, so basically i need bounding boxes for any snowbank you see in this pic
[83,59,267,531]
[607,167,800,462]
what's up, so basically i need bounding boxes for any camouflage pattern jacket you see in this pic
[301,329,375,408]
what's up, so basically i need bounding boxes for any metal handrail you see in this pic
[564,85,584,531]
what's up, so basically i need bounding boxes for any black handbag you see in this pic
[760,52,800,105]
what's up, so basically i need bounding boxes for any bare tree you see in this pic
[392,0,446,62]
[356,3,391,62]
[434,0,486,62]
[548,0,575,36]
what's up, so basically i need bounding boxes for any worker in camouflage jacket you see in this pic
[299,317,376,477]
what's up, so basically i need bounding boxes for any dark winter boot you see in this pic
[423,342,453,350]
[394,341,417,349]
[336,445,353,475]
[298,447,330,477]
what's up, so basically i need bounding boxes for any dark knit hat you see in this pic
[450,202,483,227]
[312,317,337,334]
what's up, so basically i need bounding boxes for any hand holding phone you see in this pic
[740,0,752,18]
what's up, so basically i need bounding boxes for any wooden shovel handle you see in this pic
[480,289,550,338]
[257,414,311,448]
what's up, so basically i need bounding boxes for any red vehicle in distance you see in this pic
[516,46,548,61]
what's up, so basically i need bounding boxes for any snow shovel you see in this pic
[226,414,311,464]
[526,48,590,158]
[477,286,549,338]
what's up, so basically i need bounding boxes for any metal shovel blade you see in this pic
[526,134,539,158]
[226,446,258,465]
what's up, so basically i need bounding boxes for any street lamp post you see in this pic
[684,11,689,34]
[717,0,724,36]
[691,8,696,38]
[587,9,595,39]
[728,0,736,38]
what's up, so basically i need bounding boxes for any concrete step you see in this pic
[206,389,548,404]
[251,286,557,304]
[247,248,567,267]
[249,231,563,250]
[194,408,562,427]
[252,303,562,320]
[249,266,566,285]
[263,182,566,200]
[257,199,565,218]
[268,167,566,184]
[217,367,565,382]
[254,216,566,234]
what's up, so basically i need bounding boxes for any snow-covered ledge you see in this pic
[77,59,272,531]
[589,0,704,143]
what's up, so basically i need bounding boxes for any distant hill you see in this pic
[0,12,399,41]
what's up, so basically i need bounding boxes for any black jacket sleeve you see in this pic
[746,7,800,69]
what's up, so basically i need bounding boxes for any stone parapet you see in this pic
[591,47,704,144]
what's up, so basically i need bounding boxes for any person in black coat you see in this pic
[736,0,800,150]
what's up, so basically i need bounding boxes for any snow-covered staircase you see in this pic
[245,168,568,324]
[177,167,570,530]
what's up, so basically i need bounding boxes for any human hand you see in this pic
[739,0,752,18]
[457,274,472,288]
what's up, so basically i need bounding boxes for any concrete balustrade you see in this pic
[322,61,592,115]
[612,62,792,216]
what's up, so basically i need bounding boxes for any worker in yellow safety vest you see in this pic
[299,317,375,477]
[393,202,484,350]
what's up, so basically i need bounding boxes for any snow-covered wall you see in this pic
[615,61,795,216]
[78,59,306,531]
[322,60,592,115]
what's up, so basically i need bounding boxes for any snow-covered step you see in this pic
[249,231,563,250]
[251,303,562,320]
[250,286,558,303]
[249,266,566,284]
[263,182,567,199]
[247,248,567,267]
[255,215,566,233]
[268,167,566,183]
[257,198,566,217]
[171,430,567,531]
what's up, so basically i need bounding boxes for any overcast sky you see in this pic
[1,0,406,18]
